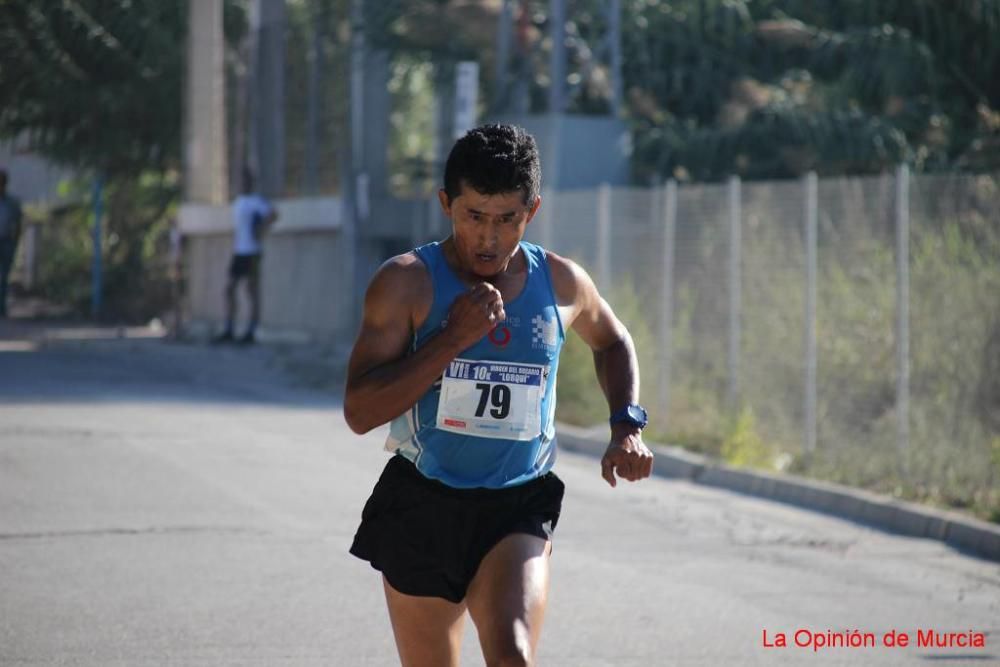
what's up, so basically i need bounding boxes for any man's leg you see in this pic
[241,267,260,342]
[0,239,15,317]
[383,577,467,667]
[466,534,552,667]
[214,273,237,342]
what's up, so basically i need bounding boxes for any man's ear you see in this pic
[525,195,542,225]
[437,189,452,217]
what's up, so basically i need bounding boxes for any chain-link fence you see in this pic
[518,170,1000,517]
[225,0,349,198]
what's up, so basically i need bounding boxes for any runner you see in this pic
[345,124,653,667]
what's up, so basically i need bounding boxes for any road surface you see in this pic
[1,325,997,665]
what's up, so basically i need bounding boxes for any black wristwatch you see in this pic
[609,403,648,430]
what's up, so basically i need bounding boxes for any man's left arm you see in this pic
[12,198,22,241]
[548,253,654,487]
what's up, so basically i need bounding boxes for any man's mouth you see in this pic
[475,253,497,263]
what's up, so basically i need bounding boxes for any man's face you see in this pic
[438,181,541,278]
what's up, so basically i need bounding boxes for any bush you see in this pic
[27,173,179,322]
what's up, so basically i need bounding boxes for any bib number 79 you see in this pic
[475,383,511,419]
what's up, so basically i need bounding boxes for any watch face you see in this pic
[627,405,648,425]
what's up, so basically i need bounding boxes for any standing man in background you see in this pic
[0,168,23,318]
[213,169,278,345]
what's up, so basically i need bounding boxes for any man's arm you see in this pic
[255,200,278,239]
[548,252,654,486]
[12,198,22,240]
[263,199,278,225]
[343,254,506,434]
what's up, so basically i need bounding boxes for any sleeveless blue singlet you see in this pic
[384,241,566,489]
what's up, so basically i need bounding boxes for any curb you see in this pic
[555,422,1000,563]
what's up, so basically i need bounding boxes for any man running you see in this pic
[345,124,653,667]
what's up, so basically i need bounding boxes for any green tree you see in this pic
[0,1,189,176]
[0,1,245,319]
[622,0,1000,181]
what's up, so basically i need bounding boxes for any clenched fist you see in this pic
[443,282,506,349]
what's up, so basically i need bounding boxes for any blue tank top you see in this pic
[384,241,566,489]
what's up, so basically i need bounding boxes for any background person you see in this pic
[0,168,23,318]
[213,169,277,344]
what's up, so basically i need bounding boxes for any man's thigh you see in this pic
[465,533,552,665]
[383,576,467,667]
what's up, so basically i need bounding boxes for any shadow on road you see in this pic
[0,319,345,408]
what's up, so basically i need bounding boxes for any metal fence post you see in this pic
[548,0,567,113]
[728,175,742,411]
[22,223,38,292]
[804,172,818,456]
[659,179,678,420]
[597,183,612,294]
[91,175,103,320]
[895,164,911,473]
[540,187,554,251]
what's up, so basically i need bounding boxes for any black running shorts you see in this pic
[349,455,565,603]
[228,254,260,279]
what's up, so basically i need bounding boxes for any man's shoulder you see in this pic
[542,248,583,284]
[368,251,431,302]
[542,249,594,307]
[233,193,271,207]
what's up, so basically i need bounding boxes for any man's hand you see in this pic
[600,425,654,487]
[443,282,506,350]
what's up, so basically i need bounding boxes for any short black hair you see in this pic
[443,124,541,205]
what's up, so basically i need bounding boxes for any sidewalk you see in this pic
[556,423,1000,563]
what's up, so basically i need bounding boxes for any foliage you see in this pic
[0,1,242,321]
[0,1,187,176]
[387,55,438,196]
[32,173,180,320]
[553,175,1000,522]
[721,408,777,470]
[554,272,658,426]
[282,0,349,195]
[362,1,999,181]
[620,0,1000,181]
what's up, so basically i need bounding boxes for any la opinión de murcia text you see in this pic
[762,628,987,652]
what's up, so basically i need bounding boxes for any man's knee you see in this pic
[483,632,534,667]
[486,649,532,667]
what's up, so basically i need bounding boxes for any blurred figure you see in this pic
[0,168,23,318]
[213,169,278,345]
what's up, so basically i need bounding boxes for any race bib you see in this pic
[436,358,548,440]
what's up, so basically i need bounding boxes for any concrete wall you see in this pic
[179,196,353,343]
[0,141,73,205]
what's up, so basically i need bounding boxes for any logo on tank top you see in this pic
[489,326,512,347]
[531,314,558,350]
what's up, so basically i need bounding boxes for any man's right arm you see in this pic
[344,255,508,435]
[343,256,462,435]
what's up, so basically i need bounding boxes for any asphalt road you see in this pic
[1,325,998,666]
